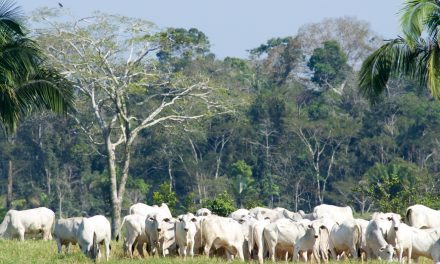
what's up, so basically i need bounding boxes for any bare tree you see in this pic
[34,13,227,237]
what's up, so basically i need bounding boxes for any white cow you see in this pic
[313,204,354,223]
[250,207,284,222]
[148,211,175,257]
[329,219,362,259]
[0,207,55,241]
[195,208,212,217]
[371,212,401,220]
[263,218,310,262]
[365,219,394,261]
[406,204,440,229]
[53,217,83,253]
[293,218,334,263]
[354,218,369,256]
[129,203,172,217]
[201,215,245,260]
[229,209,251,220]
[389,214,440,263]
[248,218,271,264]
[175,213,200,258]
[116,214,148,258]
[77,215,111,261]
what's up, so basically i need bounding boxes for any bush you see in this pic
[203,191,236,216]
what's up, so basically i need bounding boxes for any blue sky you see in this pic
[17,0,403,58]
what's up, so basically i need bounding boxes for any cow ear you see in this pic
[164,218,170,223]
[191,218,197,222]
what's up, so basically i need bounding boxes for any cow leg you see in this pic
[189,242,195,258]
[293,246,299,262]
[65,243,70,254]
[18,228,25,241]
[182,245,188,259]
[257,241,264,264]
[105,240,110,261]
[204,239,213,258]
[56,239,62,254]
[408,246,413,264]
[136,242,145,258]
[236,244,245,261]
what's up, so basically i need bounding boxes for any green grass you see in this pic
[0,239,244,264]
[0,239,432,264]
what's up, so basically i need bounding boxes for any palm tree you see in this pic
[0,0,74,132]
[359,0,440,101]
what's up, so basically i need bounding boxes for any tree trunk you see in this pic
[107,136,120,239]
[7,160,13,209]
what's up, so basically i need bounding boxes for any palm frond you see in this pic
[14,68,75,115]
[0,0,24,41]
[427,45,440,98]
[359,38,410,102]
[400,0,439,46]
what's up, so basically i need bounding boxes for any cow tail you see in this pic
[406,208,412,225]
[116,216,127,242]
[0,212,11,237]
[354,223,361,257]
[92,232,98,262]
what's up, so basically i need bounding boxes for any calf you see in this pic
[175,213,199,258]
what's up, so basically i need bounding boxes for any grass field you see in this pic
[0,239,244,264]
[0,239,433,264]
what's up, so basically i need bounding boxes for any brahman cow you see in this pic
[0,207,55,241]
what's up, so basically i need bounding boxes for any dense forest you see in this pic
[2,8,440,227]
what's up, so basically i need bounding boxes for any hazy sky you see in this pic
[17,0,403,58]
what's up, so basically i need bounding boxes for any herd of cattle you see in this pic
[2,204,440,263]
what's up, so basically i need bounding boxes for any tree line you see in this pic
[1,1,440,237]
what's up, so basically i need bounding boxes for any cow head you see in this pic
[179,214,198,234]
[378,244,394,261]
[387,214,402,231]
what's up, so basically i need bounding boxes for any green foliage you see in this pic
[359,0,440,100]
[0,1,74,132]
[203,191,236,216]
[364,159,439,214]
[230,160,254,208]
[308,40,350,88]
[152,182,178,214]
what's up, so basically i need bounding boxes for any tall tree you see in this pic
[359,0,440,101]
[34,13,227,237]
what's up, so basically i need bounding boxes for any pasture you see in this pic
[0,239,234,264]
[0,239,430,264]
